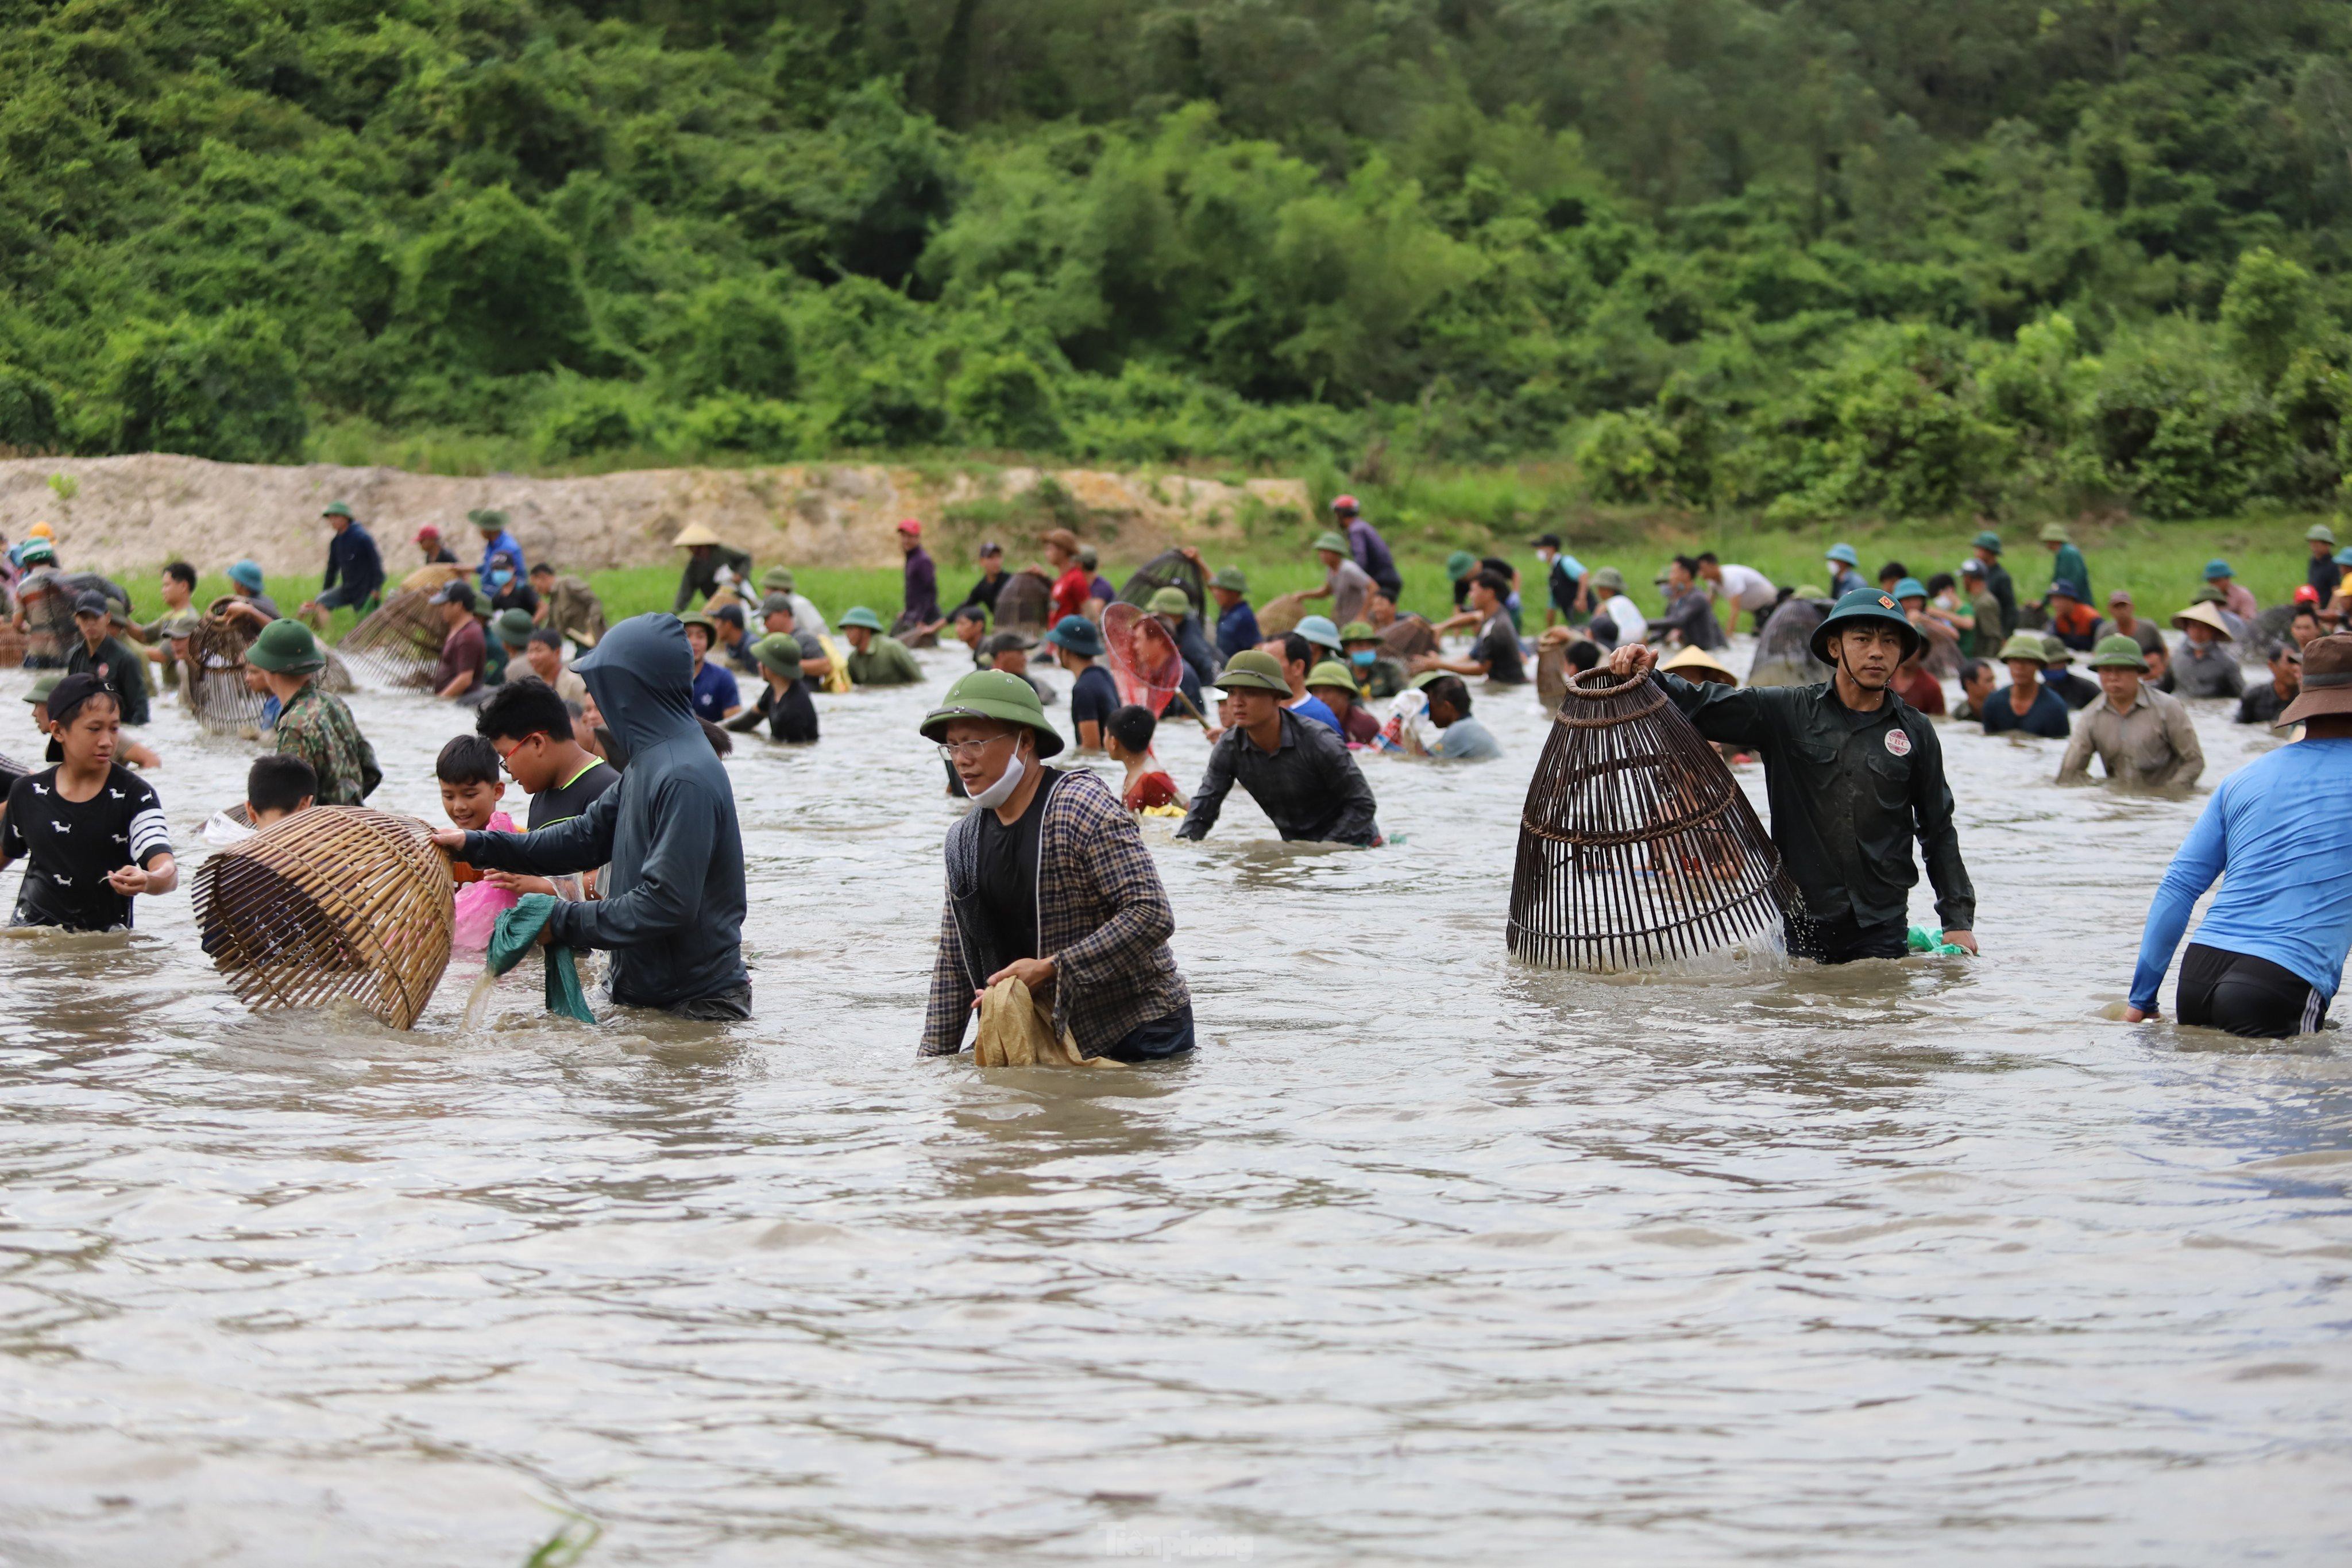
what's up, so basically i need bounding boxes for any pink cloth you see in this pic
[451,810,520,951]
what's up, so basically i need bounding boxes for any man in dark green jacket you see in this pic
[1608,588,1978,963]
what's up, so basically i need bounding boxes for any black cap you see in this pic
[980,629,1034,655]
[45,671,114,723]
[72,590,109,617]
[1529,533,1562,549]
[430,580,477,611]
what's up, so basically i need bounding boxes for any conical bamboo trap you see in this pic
[1115,549,1206,613]
[1508,665,1802,971]
[993,570,1052,635]
[184,603,271,733]
[338,587,450,688]
[192,807,454,1029]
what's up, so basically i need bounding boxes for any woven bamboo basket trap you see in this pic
[992,570,1053,636]
[192,807,454,1029]
[184,603,271,733]
[338,587,450,688]
[1508,665,1802,971]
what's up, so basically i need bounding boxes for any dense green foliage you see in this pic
[8,1,2352,522]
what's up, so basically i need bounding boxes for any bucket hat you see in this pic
[1212,650,1291,694]
[1295,615,1344,652]
[228,559,265,592]
[1891,576,1928,602]
[671,522,723,547]
[2171,602,2234,640]
[1338,620,1378,642]
[2203,558,2234,580]
[1311,530,1350,554]
[920,670,1065,759]
[494,608,536,647]
[1971,530,2003,553]
[245,618,327,674]
[1445,551,1477,581]
[1305,659,1358,693]
[2087,633,2148,671]
[1659,644,1739,685]
[1808,586,1922,664]
[1210,567,1248,593]
[1045,615,1103,657]
[2040,634,2073,667]
[1147,586,1192,616]
[1995,632,2051,664]
[2277,634,2352,726]
[1589,566,1627,593]
[2038,522,2071,543]
[752,634,807,680]
[2306,523,2336,546]
[678,611,719,639]
[837,605,886,634]
[2047,578,2085,601]
[1040,527,1081,554]
[1825,543,1859,567]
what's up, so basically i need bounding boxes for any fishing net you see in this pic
[1115,550,1205,613]
[1102,604,1183,717]
[184,602,271,734]
[1508,664,1802,971]
[400,562,468,594]
[2246,604,2297,662]
[993,570,1053,635]
[0,621,24,668]
[0,750,29,791]
[192,806,454,1030]
[339,587,449,688]
[1748,597,1833,689]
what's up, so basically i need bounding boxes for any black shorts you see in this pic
[1102,1003,1196,1062]
[1785,913,1909,965]
[2177,945,2329,1038]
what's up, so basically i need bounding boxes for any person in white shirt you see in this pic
[1696,553,1778,635]
[1585,566,1647,648]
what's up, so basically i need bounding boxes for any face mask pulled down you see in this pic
[971,750,1027,809]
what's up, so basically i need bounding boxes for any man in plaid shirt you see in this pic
[919,671,1194,1063]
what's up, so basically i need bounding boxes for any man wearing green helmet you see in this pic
[1608,587,1978,962]
[1176,651,1381,846]
[2058,635,2202,788]
[917,670,1192,1064]
[1300,530,1375,628]
[245,619,381,806]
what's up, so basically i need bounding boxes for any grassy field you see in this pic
[118,507,2338,648]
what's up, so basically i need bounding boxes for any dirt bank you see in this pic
[0,454,1308,578]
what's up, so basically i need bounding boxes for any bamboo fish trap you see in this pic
[1115,549,1206,613]
[338,587,450,688]
[192,808,454,1029]
[993,570,1053,636]
[1508,665,1802,971]
[184,602,271,733]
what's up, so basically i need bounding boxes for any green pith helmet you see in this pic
[2191,582,2227,605]
[1793,584,1827,600]
[1147,586,1192,616]
[2038,522,2071,544]
[469,508,507,530]
[1808,586,1922,664]
[837,605,885,633]
[1996,632,2051,663]
[1407,669,1450,690]
[752,634,806,679]
[24,673,61,704]
[1311,530,1350,554]
[242,617,326,674]
[760,565,797,593]
[1972,530,2003,553]
[1338,620,1378,642]
[494,608,536,647]
[1588,566,1626,593]
[1445,550,1477,580]
[1892,576,1928,602]
[1210,567,1248,593]
[2305,523,2336,545]
[1214,649,1292,693]
[1305,659,1357,691]
[920,669,1065,759]
[2088,633,2149,670]
[2040,634,2073,665]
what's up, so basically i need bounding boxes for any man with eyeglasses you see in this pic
[918,671,1195,1064]
[471,677,618,899]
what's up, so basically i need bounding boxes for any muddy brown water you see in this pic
[2,641,2347,1565]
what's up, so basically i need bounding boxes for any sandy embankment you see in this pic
[0,454,1307,580]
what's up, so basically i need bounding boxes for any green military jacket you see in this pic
[846,634,924,686]
[1660,673,1975,933]
[673,545,754,613]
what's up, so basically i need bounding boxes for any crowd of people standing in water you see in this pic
[2,493,2349,1051]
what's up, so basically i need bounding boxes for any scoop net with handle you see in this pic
[192,806,455,1029]
[1101,604,1184,718]
[1508,665,1803,971]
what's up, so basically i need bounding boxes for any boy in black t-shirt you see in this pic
[474,677,617,898]
[1,673,177,930]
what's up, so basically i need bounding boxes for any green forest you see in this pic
[6,0,2352,528]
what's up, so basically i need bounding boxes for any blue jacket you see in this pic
[323,522,384,604]
[459,614,748,1009]
[476,529,527,582]
[1216,601,1260,661]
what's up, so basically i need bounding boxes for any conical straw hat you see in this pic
[1660,644,1739,685]
[2169,601,2234,639]
[671,522,724,547]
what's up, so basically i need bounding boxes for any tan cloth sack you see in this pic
[972,977,1121,1068]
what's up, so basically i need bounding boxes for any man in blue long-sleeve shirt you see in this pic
[470,508,527,583]
[301,502,384,628]
[2127,634,2352,1037]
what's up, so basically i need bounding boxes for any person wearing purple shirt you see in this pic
[894,519,941,638]
[1334,495,1401,597]
[468,508,526,582]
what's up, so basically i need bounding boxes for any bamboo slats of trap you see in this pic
[994,570,1053,636]
[338,588,448,688]
[1380,614,1438,661]
[1508,666,1801,971]
[184,603,271,734]
[192,808,454,1029]
[1116,549,1207,614]
[1256,590,1308,639]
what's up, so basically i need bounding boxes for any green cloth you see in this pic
[1906,925,1968,956]
[487,893,596,1022]
[2046,542,2089,604]
[846,633,924,685]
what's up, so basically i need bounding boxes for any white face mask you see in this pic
[971,749,1027,809]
